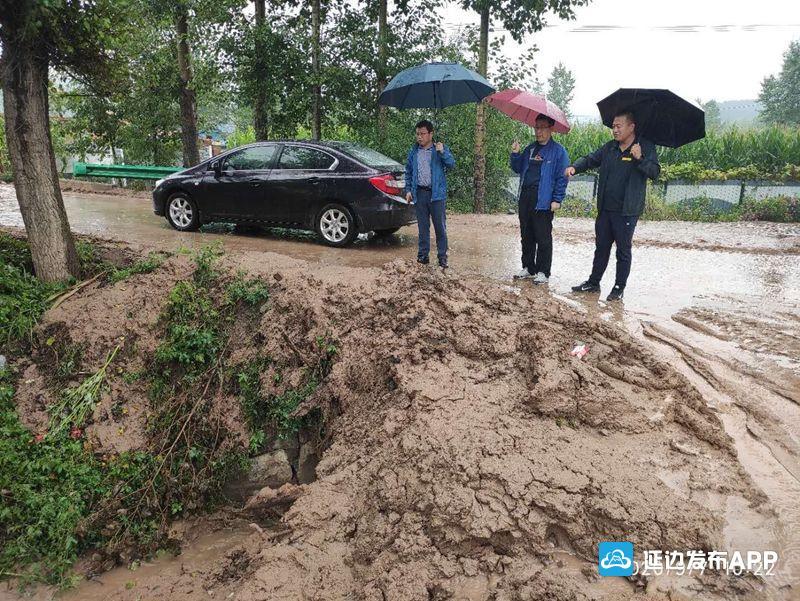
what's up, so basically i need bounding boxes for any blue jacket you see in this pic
[510,139,570,210]
[405,143,456,203]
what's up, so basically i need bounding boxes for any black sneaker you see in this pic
[417,257,429,265]
[606,285,625,301]
[438,258,448,269]
[571,280,600,293]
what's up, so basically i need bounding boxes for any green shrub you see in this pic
[0,374,105,586]
[225,272,269,307]
[0,235,65,346]
[740,195,800,222]
[108,252,166,284]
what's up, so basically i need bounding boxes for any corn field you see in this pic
[559,123,800,174]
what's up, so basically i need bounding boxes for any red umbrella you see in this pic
[487,89,571,134]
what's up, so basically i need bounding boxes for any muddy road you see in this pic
[1,183,799,599]
[1,183,798,321]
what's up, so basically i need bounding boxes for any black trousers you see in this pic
[519,186,554,277]
[589,210,639,288]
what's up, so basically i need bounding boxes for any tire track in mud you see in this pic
[641,320,800,597]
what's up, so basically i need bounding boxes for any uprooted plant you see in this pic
[47,343,122,439]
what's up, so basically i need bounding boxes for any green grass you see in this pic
[108,252,167,284]
[0,234,67,347]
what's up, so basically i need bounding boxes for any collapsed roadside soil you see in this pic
[6,244,781,600]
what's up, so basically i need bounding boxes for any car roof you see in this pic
[184,139,396,174]
[235,140,357,149]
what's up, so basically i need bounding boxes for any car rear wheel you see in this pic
[373,227,401,237]
[166,193,200,231]
[316,203,357,247]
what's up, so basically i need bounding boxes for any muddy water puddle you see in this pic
[0,524,253,601]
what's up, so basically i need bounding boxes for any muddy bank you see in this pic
[14,254,791,599]
[219,259,778,601]
[2,233,796,599]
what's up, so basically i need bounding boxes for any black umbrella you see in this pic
[596,88,705,148]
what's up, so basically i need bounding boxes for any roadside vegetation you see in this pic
[558,189,800,223]
[0,235,331,587]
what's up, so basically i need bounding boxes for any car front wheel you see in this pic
[166,193,200,231]
[316,203,357,247]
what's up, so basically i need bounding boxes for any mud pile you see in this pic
[225,259,771,600]
[10,251,775,600]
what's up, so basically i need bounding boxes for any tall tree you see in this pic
[0,0,130,282]
[224,8,309,139]
[759,40,800,126]
[546,61,575,117]
[253,0,269,140]
[472,4,489,213]
[376,0,389,145]
[311,0,323,139]
[698,98,721,129]
[175,2,201,166]
[312,0,442,139]
[459,0,588,213]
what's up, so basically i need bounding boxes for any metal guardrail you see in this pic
[73,163,181,180]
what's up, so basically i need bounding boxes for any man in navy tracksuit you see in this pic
[405,120,456,268]
[565,110,660,301]
[510,114,570,283]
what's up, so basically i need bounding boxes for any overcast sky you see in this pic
[439,0,800,118]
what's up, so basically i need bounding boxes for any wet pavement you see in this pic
[2,183,800,597]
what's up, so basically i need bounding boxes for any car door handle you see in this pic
[307,177,320,184]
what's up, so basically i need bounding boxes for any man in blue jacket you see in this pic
[405,120,456,268]
[510,114,570,283]
[565,111,660,301]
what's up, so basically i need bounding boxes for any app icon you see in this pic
[599,542,634,576]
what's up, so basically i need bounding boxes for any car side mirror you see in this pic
[210,161,221,176]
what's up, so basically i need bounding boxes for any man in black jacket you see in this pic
[565,111,660,301]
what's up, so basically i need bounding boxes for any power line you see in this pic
[440,22,800,34]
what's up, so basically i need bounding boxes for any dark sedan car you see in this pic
[152,140,415,246]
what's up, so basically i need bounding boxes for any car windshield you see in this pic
[328,142,403,172]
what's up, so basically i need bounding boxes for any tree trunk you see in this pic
[176,5,200,167]
[376,0,388,148]
[0,37,80,282]
[311,0,322,140]
[472,4,490,214]
[253,0,269,140]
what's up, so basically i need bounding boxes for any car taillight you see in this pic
[369,173,404,197]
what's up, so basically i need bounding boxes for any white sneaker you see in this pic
[533,272,549,284]
[514,267,532,279]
